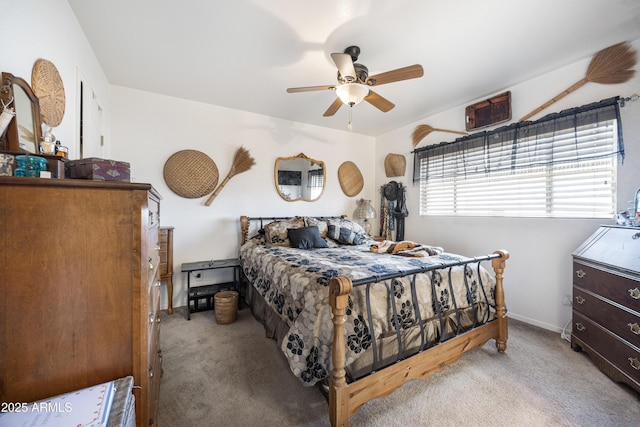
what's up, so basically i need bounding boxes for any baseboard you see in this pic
[507,313,564,334]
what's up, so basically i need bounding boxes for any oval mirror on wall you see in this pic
[275,153,325,202]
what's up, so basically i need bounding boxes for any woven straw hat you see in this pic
[338,161,364,197]
[163,150,219,198]
[31,59,65,127]
[384,153,406,177]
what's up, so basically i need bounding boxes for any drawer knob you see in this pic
[575,269,586,279]
[629,287,640,300]
[629,357,640,371]
[575,295,585,305]
[575,322,586,332]
[629,322,640,335]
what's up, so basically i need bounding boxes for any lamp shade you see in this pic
[355,199,376,219]
[336,83,369,106]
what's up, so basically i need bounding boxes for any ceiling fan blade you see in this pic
[365,90,395,112]
[287,85,336,93]
[331,52,357,81]
[323,97,343,117]
[366,64,424,86]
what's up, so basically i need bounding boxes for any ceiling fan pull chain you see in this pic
[348,106,353,131]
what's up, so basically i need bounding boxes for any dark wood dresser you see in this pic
[571,225,640,393]
[0,177,162,426]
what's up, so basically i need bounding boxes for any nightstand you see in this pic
[181,258,240,320]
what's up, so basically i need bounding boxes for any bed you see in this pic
[239,215,509,427]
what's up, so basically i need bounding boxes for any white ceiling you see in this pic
[67,0,640,137]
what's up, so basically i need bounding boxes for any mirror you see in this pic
[275,153,325,202]
[0,72,43,153]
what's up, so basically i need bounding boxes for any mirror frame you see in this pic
[275,152,326,202]
[0,72,43,153]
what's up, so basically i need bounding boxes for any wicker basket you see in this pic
[214,291,239,324]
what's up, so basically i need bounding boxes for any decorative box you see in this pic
[65,157,131,182]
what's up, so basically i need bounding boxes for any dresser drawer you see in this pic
[573,262,640,313]
[572,311,640,384]
[573,286,640,346]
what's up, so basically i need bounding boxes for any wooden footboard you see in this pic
[329,250,509,427]
[239,215,509,427]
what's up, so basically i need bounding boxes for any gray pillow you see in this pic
[288,226,329,249]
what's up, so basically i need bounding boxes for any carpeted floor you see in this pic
[157,307,639,427]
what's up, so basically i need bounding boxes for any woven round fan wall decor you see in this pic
[384,153,406,177]
[31,59,66,127]
[163,150,219,198]
[338,161,364,197]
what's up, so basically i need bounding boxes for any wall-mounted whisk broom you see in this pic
[205,146,255,206]
[520,41,637,121]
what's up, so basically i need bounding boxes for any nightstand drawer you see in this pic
[573,262,640,313]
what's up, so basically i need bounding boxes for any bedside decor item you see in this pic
[412,124,468,147]
[31,58,65,127]
[163,149,218,198]
[520,41,637,121]
[354,198,376,234]
[465,91,512,131]
[205,146,255,206]
[66,157,131,181]
[384,153,406,177]
[337,160,364,197]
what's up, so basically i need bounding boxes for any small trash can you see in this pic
[214,290,239,324]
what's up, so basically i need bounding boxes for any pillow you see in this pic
[326,218,367,245]
[287,226,329,249]
[304,217,329,238]
[264,217,305,246]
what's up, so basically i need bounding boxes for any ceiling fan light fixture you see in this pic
[336,83,369,106]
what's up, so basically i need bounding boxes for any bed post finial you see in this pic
[241,216,249,244]
[492,250,509,352]
[329,276,353,427]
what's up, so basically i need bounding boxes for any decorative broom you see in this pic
[520,41,637,121]
[204,146,255,206]
[412,124,468,147]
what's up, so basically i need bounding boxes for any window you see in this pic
[414,97,624,218]
[307,168,324,200]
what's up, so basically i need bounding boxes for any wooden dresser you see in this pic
[159,226,174,315]
[571,225,640,393]
[0,178,163,426]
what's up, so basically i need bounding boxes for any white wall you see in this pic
[376,38,640,332]
[109,86,376,310]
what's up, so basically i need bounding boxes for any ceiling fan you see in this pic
[287,46,424,119]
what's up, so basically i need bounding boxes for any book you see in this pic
[0,380,116,427]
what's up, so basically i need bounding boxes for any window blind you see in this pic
[414,97,623,218]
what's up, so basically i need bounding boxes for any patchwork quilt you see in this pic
[240,236,496,386]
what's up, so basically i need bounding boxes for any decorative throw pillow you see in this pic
[264,217,304,246]
[304,217,329,238]
[326,218,367,245]
[288,226,329,249]
[327,223,363,245]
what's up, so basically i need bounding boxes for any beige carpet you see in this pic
[158,307,639,427]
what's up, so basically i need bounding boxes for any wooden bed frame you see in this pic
[240,216,509,427]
